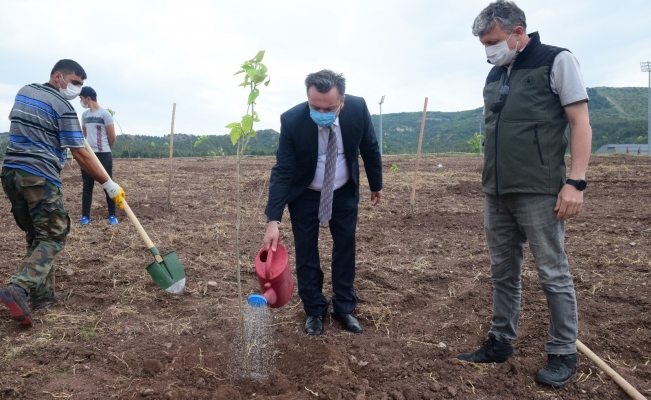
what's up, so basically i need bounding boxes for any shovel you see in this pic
[576,340,646,400]
[82,139,186,294]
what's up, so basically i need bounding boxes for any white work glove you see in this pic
[102,179,126,210]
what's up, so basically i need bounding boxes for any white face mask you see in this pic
[80,98,90,109]
[485,32,519,67]
[58,75,82,100]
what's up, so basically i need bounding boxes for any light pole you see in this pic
[641,61,651,155]
[379,95,385,156]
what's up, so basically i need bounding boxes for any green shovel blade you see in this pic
[146,250,185,295]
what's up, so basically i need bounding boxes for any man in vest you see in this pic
[456,0,592,388]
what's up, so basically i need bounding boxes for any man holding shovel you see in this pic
[0,59,126,326]
[456,0,592,388]
[263,70,383,335]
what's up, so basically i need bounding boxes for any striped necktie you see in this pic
[318,126,337,225]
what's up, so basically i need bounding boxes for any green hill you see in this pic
[1,87,648,158]
[108,130,279,158]
[370,86,648,154]
[586,87,648,150]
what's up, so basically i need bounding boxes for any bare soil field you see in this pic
[0,155,649,399]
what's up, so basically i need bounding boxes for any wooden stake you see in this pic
[410,97,428,216]
[576,340,646,400]
[166,103,176,212]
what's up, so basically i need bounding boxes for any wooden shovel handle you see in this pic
[82,139,156,250]
[576,340,646,400]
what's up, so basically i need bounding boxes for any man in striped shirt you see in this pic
[0,59,126,326]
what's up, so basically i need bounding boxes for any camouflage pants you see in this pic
[1,167,70,301]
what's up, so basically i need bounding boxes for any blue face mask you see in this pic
[310,107,339,128]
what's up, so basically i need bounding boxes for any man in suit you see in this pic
[263,69,383,335]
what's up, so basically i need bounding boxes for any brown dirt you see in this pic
[0,154,649,399]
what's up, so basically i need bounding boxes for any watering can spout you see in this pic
[247,294,267,307]
[262,283,277,305]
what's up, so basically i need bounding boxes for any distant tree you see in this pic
[467,133,483,154]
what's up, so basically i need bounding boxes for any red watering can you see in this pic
[247,243,294,308]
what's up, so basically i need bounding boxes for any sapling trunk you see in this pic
[235,139,248,372]
[236,106,255,374]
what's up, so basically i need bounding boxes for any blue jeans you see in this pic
[485,193,578,354]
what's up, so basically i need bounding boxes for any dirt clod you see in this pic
[141,359,163,376]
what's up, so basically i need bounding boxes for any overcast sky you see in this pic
[1,0,650,137]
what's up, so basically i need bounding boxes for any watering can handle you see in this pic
[265,247,274,280]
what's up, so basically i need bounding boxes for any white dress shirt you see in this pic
[308,117,350,191]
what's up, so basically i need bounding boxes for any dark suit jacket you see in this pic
[265,95,383,222]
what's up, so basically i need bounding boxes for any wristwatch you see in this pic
[566,178,587,191]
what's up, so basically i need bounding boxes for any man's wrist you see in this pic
[565,178,587,191]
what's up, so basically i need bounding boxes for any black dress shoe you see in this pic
[331,310,363,333]
[305,314,325,335]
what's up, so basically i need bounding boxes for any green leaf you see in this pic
[247,88,260,105]
[246,69,257,79]
[194,135,208,147]
[253,50,265,63]
[233,69,245,76]
[230,126,243,146]
[253,73,267,84]
[249,129,257,138]
[264,78,270,87]
[225,122,239,129]
[241,114,254,133]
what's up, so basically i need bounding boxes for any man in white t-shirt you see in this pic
[79,86,119,225]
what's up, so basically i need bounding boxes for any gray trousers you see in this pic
[485,193,578,355]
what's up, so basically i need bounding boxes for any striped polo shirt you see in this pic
[3,83,85,187]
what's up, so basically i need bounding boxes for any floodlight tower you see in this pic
[379,95,385,156]
[642,61,651,155]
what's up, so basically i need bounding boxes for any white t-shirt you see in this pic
[308,117,350,191]
[549,51,589,106]
[82,108,114,152]
[503,49,588,107]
